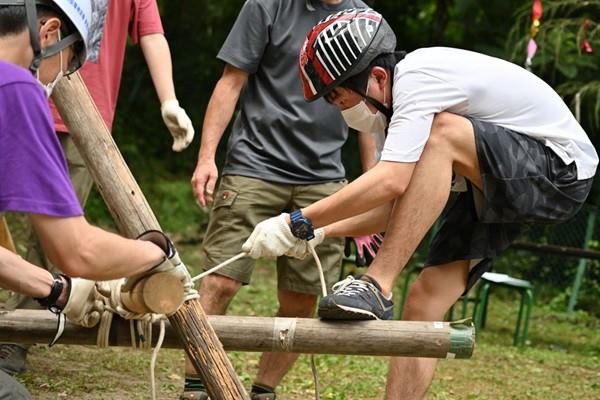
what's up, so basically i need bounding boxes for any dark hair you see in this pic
[0,5,70,37]
[340,51,406,95]
[0,6,28,35]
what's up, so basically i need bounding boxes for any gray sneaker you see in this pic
[0,344,27,375]
[318,275,394,320]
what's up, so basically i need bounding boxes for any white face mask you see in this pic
[341,82,388,134]
[341,100,388,133]
[39,67,64,98]
[36,32,65,98]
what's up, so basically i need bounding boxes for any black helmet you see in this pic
[299,8,396,102]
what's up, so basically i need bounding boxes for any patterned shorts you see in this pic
[425,118,593,290]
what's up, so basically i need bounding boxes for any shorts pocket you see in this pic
[212,187,239,210]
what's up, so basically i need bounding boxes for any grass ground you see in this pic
[3,243,600,399]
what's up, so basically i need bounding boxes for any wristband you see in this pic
[35,272,70,314]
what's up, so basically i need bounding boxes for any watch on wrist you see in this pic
[289,209,315,240]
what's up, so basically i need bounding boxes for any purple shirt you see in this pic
[0,61,82,217]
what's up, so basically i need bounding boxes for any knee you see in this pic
[401,280,432,321]
[277,290,317,318]
[200,274,241,301]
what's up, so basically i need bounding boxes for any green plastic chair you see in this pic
[397,265,473,320]
[397,267,534,347]
[473,272,534,347]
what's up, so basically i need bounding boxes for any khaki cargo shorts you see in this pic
[200,175,346,295]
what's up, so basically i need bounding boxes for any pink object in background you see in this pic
[525,38,538,70]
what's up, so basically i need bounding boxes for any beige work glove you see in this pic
[284,228,326,260]
[242,214,297,259]
[121,230,194,298]
[161,99,194,152]
[242,214,325,260]
[63,278,104,328]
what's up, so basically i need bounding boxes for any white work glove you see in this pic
[284,228,326,259]
[242,214,296,259]
[242,214,325,259]
[63,278,104,328]
[161,99,194,152]
[121,230,194,297]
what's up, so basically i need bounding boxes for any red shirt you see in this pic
[50,0,164,133]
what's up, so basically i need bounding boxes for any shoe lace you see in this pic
[0,345,17,359]
[331,276,373,297]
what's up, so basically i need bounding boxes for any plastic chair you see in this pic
[473,272,534,347]
[397,264,473,320]
[398,267,533,346]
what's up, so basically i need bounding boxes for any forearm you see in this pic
[30,215,164,280]
[197,65,247,161]
[357,131,379,172]
[0,246,54,298]
[303,161,414,228]
[140,33,176,104]
[324,202,393,237]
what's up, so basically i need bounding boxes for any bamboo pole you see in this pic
[0,310,475,359]
[51,73,248,399]
[0,216,16,253]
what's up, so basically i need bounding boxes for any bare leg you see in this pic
[254,288,317,388]
[366,113,481,295]
[185,273,242,376]
[386,261,469,399]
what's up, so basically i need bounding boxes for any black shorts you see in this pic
[425,118,593,290]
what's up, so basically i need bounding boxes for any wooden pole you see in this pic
[0,310,476,359]
[0,216,16,253]
[51,73,248,399]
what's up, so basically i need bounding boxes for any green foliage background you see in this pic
[86,0,600,314]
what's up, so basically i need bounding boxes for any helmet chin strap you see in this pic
[360,82,392,120]
[365,95,392,120]
[25,0,43,73]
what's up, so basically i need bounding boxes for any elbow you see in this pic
[50,239,97,279]
[375,161,413,199]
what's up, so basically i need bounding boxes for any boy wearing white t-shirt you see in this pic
[242,8,598,399]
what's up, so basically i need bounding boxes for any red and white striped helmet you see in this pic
[299,8,396,102]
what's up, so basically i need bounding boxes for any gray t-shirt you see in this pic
[219,0,366,184]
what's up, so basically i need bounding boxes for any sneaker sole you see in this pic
[318,303,380,320]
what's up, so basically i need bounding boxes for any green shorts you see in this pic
[201,175,346,295]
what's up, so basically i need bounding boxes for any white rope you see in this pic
[150,319,166,400]
[307,242,325,400]
[191,252,247,282]
[95,279,176,400]
[308,243,328,297]
[193,244,327,400]
[310,354,321,400]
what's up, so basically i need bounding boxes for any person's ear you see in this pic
[370,66,388,91]
[38,17,62,47]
